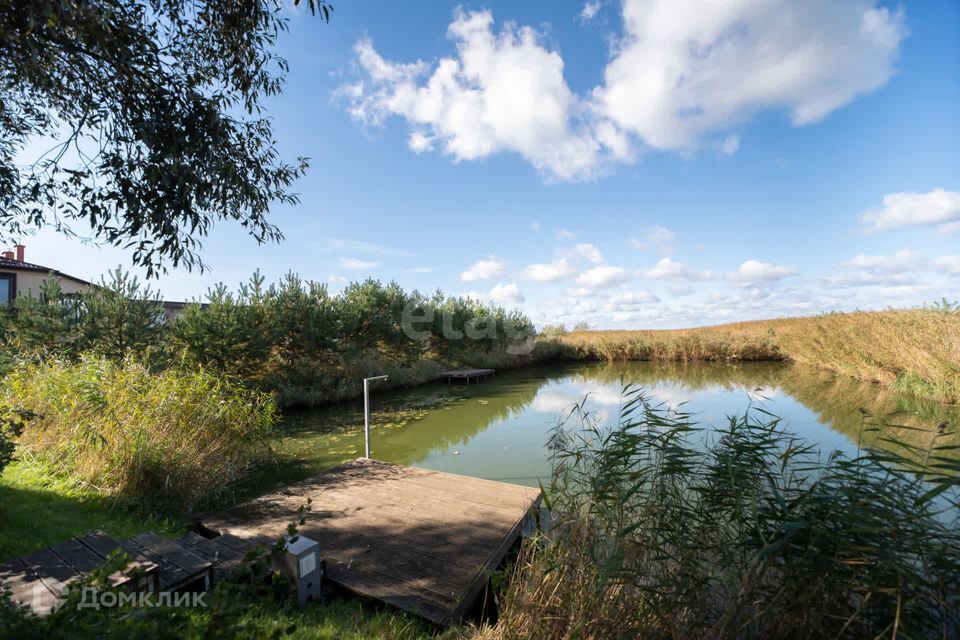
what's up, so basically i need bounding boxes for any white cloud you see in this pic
[823,272,917,288]
[597,0,905,151]
[579,385,622,406]
[932,255,960,275]
[719,134,741,155]
[339,258,379,270]
[522,258,576,282]
[556,228,576,240]
[576,266,629,288]
[629,225,674,254]
[461,257,507,281]
[565,286,601,298]
[642,257,711,281]
[533,392,579,413]
[565,243,603,264]
[861,189,960,232]
[579,1,602,24]
[604,290,660,310]
[342,2,905,180]
[876,283,935,299]
[408,130,433,153]
[342,10,603,181]
[843,249,918,272]
[728,260,798,285]
[489,282,525,304]
[530,221,541,232]
[325,238,415,257]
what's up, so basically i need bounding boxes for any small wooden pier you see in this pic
[442,368,495,385]
[199,459,541,625]
[0,530,255,615]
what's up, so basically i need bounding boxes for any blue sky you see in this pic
[20,0,960,328]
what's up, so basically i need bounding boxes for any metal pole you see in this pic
[363,378,371,459]
[362,375,388,460]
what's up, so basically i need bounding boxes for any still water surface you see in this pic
[249,362,960,494]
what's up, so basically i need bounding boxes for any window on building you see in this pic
[0,274,14,304]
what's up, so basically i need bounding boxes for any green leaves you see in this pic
[1,1,330,275]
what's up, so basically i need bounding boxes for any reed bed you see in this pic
[554,309,960,403]
[1,355,278,510]
[482,386,960,640]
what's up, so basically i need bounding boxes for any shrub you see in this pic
[0,406,30,475]
[2,355,278,511]
[487,385,960,640]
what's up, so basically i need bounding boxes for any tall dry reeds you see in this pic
[481,385,960,640]
[2,355,278,510]
[553,309,960,403]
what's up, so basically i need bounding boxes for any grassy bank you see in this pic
[0,460,182,559]
[553,308,960,404]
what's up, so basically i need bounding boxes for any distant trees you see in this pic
[82,269,165,360]
[1,269,537,407]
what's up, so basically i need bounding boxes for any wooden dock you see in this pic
[442,368,495,385]
[0,530,256,615]
[199,459,541,625]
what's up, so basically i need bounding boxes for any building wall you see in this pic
[1,270,91,298]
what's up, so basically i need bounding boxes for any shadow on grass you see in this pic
[0,461,184,561]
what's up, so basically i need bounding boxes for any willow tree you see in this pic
[0,0,331,275]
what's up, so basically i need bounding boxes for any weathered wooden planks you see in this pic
[199,459,541,625]
[441,369,495,385]
[1,531,161,615]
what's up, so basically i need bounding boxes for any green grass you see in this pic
[177,595,447,640]
[0,458,469,639]
[0,459,184,559]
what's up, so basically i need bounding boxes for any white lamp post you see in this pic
[363,375,388,459]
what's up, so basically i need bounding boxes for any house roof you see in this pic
[0,256,92,285]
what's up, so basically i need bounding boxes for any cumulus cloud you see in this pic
[598,0,905,151]
[719,134,741,156]
[461,257,507,281]
[463,282,525,304]
[522,258,576,282]
[932,255,960,275]
[823,272,917,288]
[629,225,675,254]
[556,228,576,240]
[576,266,629,288]
[603,290,660,311]
[489,282,525,304]
[342,2,904,180]
[342,10,604,180]
[843,249,918,272]
[861,189,960,232]
[642,257,711,281]
[339,258,379,270]
[728,260,798,286]
[578,1,602,24]
[564,243,603,264]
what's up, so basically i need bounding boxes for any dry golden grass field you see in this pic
[553,309,960,404]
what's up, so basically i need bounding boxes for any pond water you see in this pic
[245,362,960,495]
